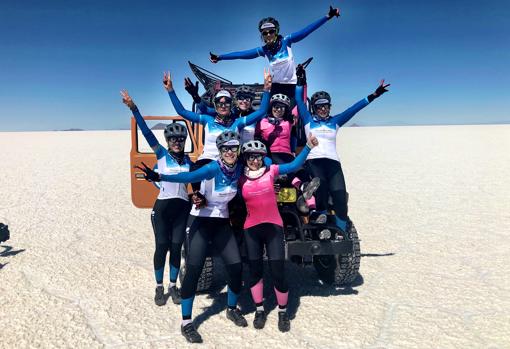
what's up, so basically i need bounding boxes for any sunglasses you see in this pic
[315,104,331,110]
[216,102,231,108]
[169,136,186,143]
[272,104,286,111]
[219,146,239,153]
[247,154,264,161]
[237,96,253,102]
[262,29,276,36]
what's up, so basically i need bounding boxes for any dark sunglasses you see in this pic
[247,154,264,161]
[216,102,231,108]
[169,136,186,143]
[272,104,286,111]
[237,96,253,102]
[315,104,331,110]
[219,146,239,153]
[262,29,276,36]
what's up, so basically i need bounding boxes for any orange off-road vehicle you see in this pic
[130,62,361,290]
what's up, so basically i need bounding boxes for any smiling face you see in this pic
[215,96,232,118]
[219,145,239,165]
[236,96,252,112]
[261,28,277,44]
[271,103,286,119]
[166,136,186,153]
[245,153,264,171]
[315,103,331,119]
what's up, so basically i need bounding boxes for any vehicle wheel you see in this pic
[313,221,361,286]
[179,247,214,292]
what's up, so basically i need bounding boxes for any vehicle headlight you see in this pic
[318,229,331,240]
[277,188,297,203]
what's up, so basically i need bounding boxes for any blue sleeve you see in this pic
[287,16,329,44]
[154,145,167,160]
[332,98,370,127]
[168,90,212,125]
[278,145,311,175]
[197,100,216,116]
[131,106,160,149]
[263,156,273,167]
[295,85,312,124]
[219,47,265,61]
[235,91,270,129]
[160,161,217,183]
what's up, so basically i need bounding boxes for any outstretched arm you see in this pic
[213,46,265,62]
[121,90,161,153]
[278,134,318,175]
[164,71,212,124]
[333,80,391,127]
[287,6,339,44]
[160,161,217,183]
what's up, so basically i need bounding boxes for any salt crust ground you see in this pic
[0,125,509,348]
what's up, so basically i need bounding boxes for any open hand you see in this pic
[134,162,160,182]
[373,79,390,97]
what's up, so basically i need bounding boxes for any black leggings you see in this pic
[151,198,190,283]
[245,223,287,293]
[305,158,348,220]
[180,216,242,299]
[271,152,310,185]
[190,158,213,191]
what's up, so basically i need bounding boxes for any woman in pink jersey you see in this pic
[238,135,318,332]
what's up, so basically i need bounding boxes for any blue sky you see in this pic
[0,0,509,131]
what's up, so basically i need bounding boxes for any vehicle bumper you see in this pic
[286,240,353,258]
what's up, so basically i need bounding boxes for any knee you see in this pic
[269,260,287,292]
[248,259,264,287]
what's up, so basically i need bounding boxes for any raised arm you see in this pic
[295,85,313,124]
[211,46,265,63]
[333,80,390,127]
[184,77,216,115]
[164,71,213,124]
[287,6,339,44]
[160,160,217,183]
[235,69,272,129]
[121,90,160,153]
[278,134,318,175]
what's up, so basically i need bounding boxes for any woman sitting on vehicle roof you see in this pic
[121,90,192,307]
[239,135,318,332]
[209,6,340,102]
[295,69,390,231]
[165,70,271,192]
[136,131,248,344]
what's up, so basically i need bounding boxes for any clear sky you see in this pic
[1,0,509,131]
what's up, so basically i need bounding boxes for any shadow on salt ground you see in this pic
[361,253,395,257]
[0,245,26,270]
[193,260,366,328]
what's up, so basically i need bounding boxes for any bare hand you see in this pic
[163,71,173,91]
[263,68,272,91]
[120,90,135,109]
[306,133,319,148]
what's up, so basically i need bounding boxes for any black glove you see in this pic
[134,162,160,182]
[296,64,307,86]
[328,6,340,19]
[191,190,207,209]
[367,80,390,102]
[210,52,219,63]
[0,223,10,243]
[184,77,202,104]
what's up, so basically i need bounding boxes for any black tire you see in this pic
[313,222,361,286]
[179,247,214,293]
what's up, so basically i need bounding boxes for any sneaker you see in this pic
[278,311,291,332]
[168,286,182,305]
[253,310,267,329]
[154,286,166,306]
[302,177,320,200]
[181,323,203,343]
[226,308,248,327]
[309,210,327,225]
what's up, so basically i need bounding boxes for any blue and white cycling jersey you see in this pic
[295,85,370,162]
[218,16,329,84]
[131,106,191,201]
[168,90,269,160]
[154,146,191,200]
[160,160,242,218]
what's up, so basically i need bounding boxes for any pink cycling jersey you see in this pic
[256,118,292,154]
[239,165,283,229]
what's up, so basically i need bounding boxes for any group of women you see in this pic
[121,5,389,344]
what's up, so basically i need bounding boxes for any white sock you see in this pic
[156,283,163,288]
[278,307,287,313]
[182,319,193,326]
[169,282,176,288]
[256,305,264,312]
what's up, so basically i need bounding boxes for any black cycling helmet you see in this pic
[216,130,241,149]
[259,17,280,32]
[242,140,267,154]
[235,85,256,99]
[270,93,291,108]
[164,123,188,141]
[311,91,331,112]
